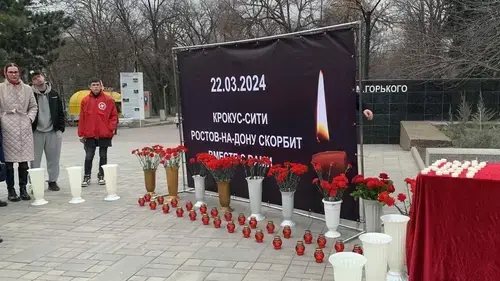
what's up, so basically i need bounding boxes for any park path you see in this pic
[0,125,418,281]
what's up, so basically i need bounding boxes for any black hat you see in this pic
[29,70,43,81]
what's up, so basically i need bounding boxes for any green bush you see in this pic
[440,92,500,148]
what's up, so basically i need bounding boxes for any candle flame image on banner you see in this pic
[316,70,330,143]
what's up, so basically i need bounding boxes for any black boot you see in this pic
[0,200,7,207]
[48,182,60,191]
[18,165,31,201]
[7,187,20,202]
[0,237,3,243]
[6,164,19,202]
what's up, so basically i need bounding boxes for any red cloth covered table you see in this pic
[406,163,500,281]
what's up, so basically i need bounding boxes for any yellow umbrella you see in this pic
[68,90,121,116]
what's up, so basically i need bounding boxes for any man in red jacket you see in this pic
[78,77,118,187]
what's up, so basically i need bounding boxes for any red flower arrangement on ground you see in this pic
[312,162,351,202]
[350,173,396,201]
[268,162,308,192]
[187,152,214,177]
[377,177,416,215]
[242,157,272,179]
[205,155,240,182]
[160,145,187,168]
[131,145,163,171]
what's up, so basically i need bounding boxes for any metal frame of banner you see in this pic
[171,21,366,243]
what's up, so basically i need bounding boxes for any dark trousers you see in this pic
[84,146,108,176]
[6,162,28,188]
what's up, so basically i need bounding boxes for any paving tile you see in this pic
[205,272,246,281]
[164,270,209,281]
[0,127,419,281]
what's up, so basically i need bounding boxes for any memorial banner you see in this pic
[177,28,359,220]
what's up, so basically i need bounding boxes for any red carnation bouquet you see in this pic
[378,177,416,215]
[160,145,187,168]
[351,173,396,201]
[312,162,351,202]
[268,162,308,192]
[131,145,163,171]
[205,156,240,182]
[242,157,272,179]
[187,152,214,177]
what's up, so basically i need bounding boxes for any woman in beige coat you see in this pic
[0,63,38,202]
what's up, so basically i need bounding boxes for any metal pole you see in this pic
[172,21,361,52]
[171,48,188,193]
[357,21,366,227]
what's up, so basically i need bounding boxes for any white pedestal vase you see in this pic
[28,168,48,206]
[280,191,295,227]
[360,232,392,281]
[101,164,120,201]
[329,252,367,281]
[246,177,265,221]
[323,199,342,238]
[381,214,410,281]
[364,199,382,232]
[66,166,85,204]
[192,175,206,208]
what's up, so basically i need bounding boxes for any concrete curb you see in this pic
[411,147,426,170]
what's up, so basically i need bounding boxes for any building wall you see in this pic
[360,79,500,144]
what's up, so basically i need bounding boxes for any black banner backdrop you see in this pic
[177,27,360,221]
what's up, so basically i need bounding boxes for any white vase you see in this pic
[28,168,48,206]
[323,199,342,238]
[66,166,85,204]
[359,232,393,281]
[246,177,265,221]
[329,252,367,281]
[364,199,382,232]
[192,175,206,208]
[280,191,295,227]
[381,214,410,281]
[101,164,120,201]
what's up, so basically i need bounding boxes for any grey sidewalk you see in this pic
[0,126,419,281]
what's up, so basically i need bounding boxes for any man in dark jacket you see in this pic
[78,77,118,187]
[29,71,66,191]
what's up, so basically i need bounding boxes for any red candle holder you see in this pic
[266,221,275,234]
[224,211,233,221]
[273,236,282,250]
[185,201,193,211]
[210,207,219,218]
[334,240,345,252]
[176,207,184,217]
[242,225,251,238]
[317,234,327,248]
[295,241,305,255]
[202,214,210,225]
[283,226,292,239]
[162,203,170,214]
[213,216,222,228]
[149,201,157,210]
[138,197,145,206]
[144,193,151,202]
[200,204,207,214]
[237,213,246,225]
[157,196,164,205]
[303,230,313,244]
[314,248,325,263]
[352,244,363,255]
[255,229,264,243]
[249,217,258,229]
[189,210,197,221]
[226,221,236,233]
[171,198,178,208]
